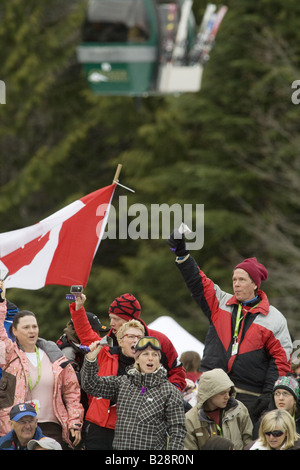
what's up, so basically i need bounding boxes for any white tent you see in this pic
[148,315,204,359]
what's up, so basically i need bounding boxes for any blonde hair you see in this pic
[116,320,145,342]
[259,409,300,450]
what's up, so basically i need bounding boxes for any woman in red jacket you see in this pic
[70,293,186,391]
[76,315,144,449]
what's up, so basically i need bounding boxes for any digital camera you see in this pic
[66,285,83,301]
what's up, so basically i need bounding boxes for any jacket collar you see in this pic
[199,397,240,424]
[226,289,270,315]
[127,365,167,388]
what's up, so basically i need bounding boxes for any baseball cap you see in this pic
[86,311,110,333]
[9,403,37,422]
[27,437,62,450]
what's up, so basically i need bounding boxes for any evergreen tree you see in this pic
[1,0,300,342]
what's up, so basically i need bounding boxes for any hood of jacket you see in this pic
[197,368,235,410]
[36,337,66,363]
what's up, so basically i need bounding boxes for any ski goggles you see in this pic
[265,430,285,437]
[135,336,161,352]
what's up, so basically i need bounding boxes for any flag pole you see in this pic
[112,164,135,193]
[113,164,122,183]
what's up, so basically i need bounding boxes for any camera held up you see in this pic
[66,285,83,301]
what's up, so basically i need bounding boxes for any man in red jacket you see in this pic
[69,293,186,449]
[167,229,293,423]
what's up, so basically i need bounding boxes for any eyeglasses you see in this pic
[265,430,285,437]
[274,391,292,398]
[121,334,143,341]
[135,336,161,352]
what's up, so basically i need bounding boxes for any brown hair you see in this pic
[9,310,37,338]
[180,351,201,372]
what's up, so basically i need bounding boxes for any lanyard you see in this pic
[216,424,223,436]
[232,301,261,356]
[233,304,243,339]
[234,300,262,339]
[28,346,42,393]
[209,411,224,436]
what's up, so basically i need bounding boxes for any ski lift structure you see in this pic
[77,0,227,96]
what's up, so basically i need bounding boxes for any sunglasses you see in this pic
[135,336,161,352]
[265,430,285,437]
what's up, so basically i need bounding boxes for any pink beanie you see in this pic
[234,257,268,289]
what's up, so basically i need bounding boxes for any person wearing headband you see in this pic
[167,230,292,425]
[80,336,186,450]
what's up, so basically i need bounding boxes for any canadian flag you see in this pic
[0,184,116,289]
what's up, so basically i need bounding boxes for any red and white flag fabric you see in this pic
[0,184,116,290]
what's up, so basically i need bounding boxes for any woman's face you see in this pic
[12,315,39,352]
[136,349,160,374]
[265,430,286,450]
[118,327,143,357]
[274,389,296,414]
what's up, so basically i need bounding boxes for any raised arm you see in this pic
[69,294,100,345]
[0,282,14,365]
[80,341,119,400]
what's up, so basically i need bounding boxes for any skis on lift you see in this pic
[189,4,228,65]
[171,0,193,65]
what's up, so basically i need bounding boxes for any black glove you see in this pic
[252,392,272,421]
[167,230,190,257]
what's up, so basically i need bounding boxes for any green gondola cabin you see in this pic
[77,0,227,96]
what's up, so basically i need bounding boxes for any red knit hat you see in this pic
[234,257,268,289]
[108,293,141,321]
